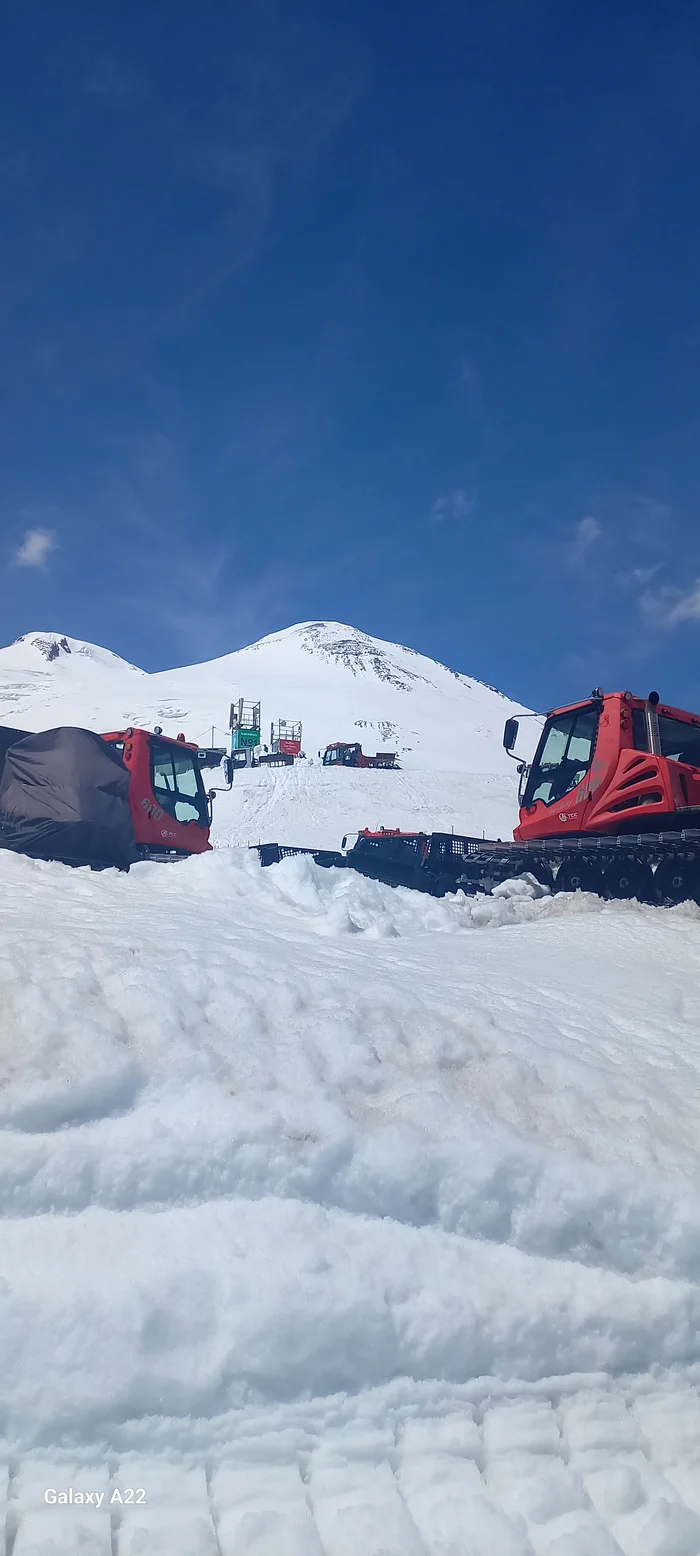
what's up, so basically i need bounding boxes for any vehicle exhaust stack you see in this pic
[645,691,662,755]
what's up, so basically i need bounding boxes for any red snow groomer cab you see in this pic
[323,742,399,769]
[509,690,700,842]
[497,688,700,902]
[101,727,213,858]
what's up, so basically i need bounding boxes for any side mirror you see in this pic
[224,757,234,785]
[341,835,347,850]
[503,717,519,753]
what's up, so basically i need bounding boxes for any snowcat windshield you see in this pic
[522,705,599,808]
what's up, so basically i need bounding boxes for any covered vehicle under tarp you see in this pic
[0,727,137,870]
[0,725,31,780]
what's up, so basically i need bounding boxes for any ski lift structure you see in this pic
[229,698,261,768]
[271,719,302,757]
[228,701,303,768]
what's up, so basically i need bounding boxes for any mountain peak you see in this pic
[14,632,73,662]
[9,633,144,673]
[242,621,427,691]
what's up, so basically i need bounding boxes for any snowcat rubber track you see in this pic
[257,829,700,903]
[256,843,345,869]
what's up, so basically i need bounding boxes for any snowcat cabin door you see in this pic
[150,739,208,828]
[521,703,599,827]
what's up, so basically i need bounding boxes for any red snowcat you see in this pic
[323,742,399,769]
[0,724,216,870]
[260,689,700,905]
[101,727,213,857]
[495,687,700,900]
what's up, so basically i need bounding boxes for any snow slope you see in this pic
[212,763,519,850]
[0,623,537,773]
[1,847,700,1553]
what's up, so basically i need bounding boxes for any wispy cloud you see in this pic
[640,578,700,628]
[571,515,602,562]
[14,528,57,568]
[84,55,147,109]
[186,24,368,199]
[145,557,319,666]
[627,494,672,549]
[430,489,476,523]
[172,17,370,320]
[617,564,661,591]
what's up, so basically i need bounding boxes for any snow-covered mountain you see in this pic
[0,621,535,773]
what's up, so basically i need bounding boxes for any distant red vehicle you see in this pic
[323,742,399,770]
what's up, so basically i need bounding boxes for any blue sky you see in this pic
[2,0,700,712]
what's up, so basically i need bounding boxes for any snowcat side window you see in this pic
[150,740,207,825]
[171,751,198,795]
[152,748,176,796]
[657,715,700,768]
[632,710,649,751]
[523,706,598,807]
[171,749,204,822]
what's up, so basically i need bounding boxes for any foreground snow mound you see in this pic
[245,851,554,937]
[1,846,700,1540]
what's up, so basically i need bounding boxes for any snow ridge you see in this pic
[2,849,700,1446]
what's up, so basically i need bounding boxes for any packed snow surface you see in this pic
[1,845,700,1553]
[212,761,521,850]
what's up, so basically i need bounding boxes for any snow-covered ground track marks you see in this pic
[2,1379,700,1553]
[2,847,700,1550]
[211,760,520,852]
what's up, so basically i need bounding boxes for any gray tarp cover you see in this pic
[0,725,30,780]
[0,727,136,870]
